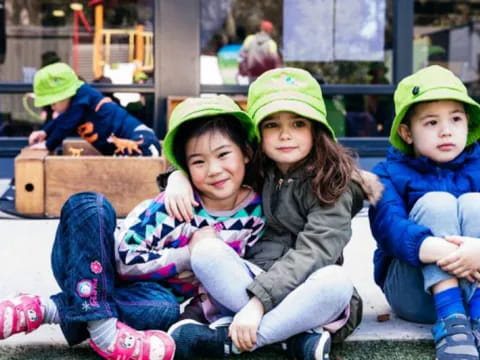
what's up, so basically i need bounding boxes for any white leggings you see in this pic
[191,239,353,349]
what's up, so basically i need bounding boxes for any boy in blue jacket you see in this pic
[28,63,161,156]
[369,65,480,360]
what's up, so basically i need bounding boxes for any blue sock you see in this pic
[469,288,480,320]
[434,287,466,319]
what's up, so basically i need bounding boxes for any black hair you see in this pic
[41,51,61,67]
[173,115,256,187]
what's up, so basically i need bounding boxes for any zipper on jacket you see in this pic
[276,178,284,190]
[276,177,294,190]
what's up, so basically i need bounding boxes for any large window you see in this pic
[414,1,480,100]
[200,0,395,137]
[200,0,393,86]
[0,0,153,136]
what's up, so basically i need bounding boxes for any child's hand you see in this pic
[188,226,217,251]
[351,169,384,205]
[28,130,47,145]
[437,235,480,279]
[177,270,199,285]
[164,171,199,222]
[29,141,47,150]
[229,297,264,352]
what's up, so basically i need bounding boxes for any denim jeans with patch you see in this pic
[50,192,179,346]
[383,192,480,324]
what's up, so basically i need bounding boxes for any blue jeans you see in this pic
[383,192,480,324]
[132,126,161,157]
[191,239,353,349]
[50,192,179,346]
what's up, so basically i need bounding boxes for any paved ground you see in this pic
[0,179,432,347]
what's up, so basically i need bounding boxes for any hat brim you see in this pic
[390,88,480,153]
[163,109,254,172]
[34,80,84,107]
[253,99,336,141]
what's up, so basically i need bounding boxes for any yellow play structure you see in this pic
[89,0,153,80]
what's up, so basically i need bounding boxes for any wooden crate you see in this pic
[15,147,167,217]
[15,148,48,215]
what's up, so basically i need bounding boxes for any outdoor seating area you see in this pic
[0,175,432,348]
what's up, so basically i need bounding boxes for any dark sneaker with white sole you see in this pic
[286,330,331,360]
[168,319,233,359]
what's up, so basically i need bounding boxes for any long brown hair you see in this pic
[253,121,358,205]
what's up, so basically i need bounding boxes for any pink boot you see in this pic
[89,321,175,360]
[0,294,44,340]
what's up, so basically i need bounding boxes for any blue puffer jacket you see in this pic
[369,142,480,288]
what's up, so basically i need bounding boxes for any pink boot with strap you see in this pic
[90,321,175,360]
[0,294,44,339]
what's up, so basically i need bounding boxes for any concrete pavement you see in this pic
[0,208,432,347]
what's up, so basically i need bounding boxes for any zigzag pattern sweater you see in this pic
[115,189,265,301]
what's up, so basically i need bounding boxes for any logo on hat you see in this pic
[285,76,296,85]
[412,86,420,96]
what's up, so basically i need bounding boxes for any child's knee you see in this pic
[458,193,480,215]
[411,192,457,221]
[190,238,228,269]
[417,192,457,212]
[309,265,353,299]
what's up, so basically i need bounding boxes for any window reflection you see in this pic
[325,94,394,137]
[414,1,480,100]
[200,0,393,85]
[2,0,153,82]
[0,0,154,137]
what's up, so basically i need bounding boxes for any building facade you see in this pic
[0,0,478,169]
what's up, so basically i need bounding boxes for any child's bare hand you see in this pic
[229,297,264,352]
[188,226,217,251]
[164,170,199,222]
[28,130,47,145]
[29,141,47,150]
[177,270,199,285]
[351,169,384,205]
[437,235,480,278]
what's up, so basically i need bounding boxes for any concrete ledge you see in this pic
[0,213,431,346]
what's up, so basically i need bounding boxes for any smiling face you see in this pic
[186,131,249,211]
[260,111,314,174]
[397,100,468,163]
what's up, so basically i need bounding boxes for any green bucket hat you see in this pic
[390,65,480,153]
[163,95,255,172]
[247,67,335,141]
[33,63,84,107]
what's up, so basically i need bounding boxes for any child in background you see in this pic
[164,67,370,360]
[0,95,264,360]
[28,62,161,156]
[369,65,480,360]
